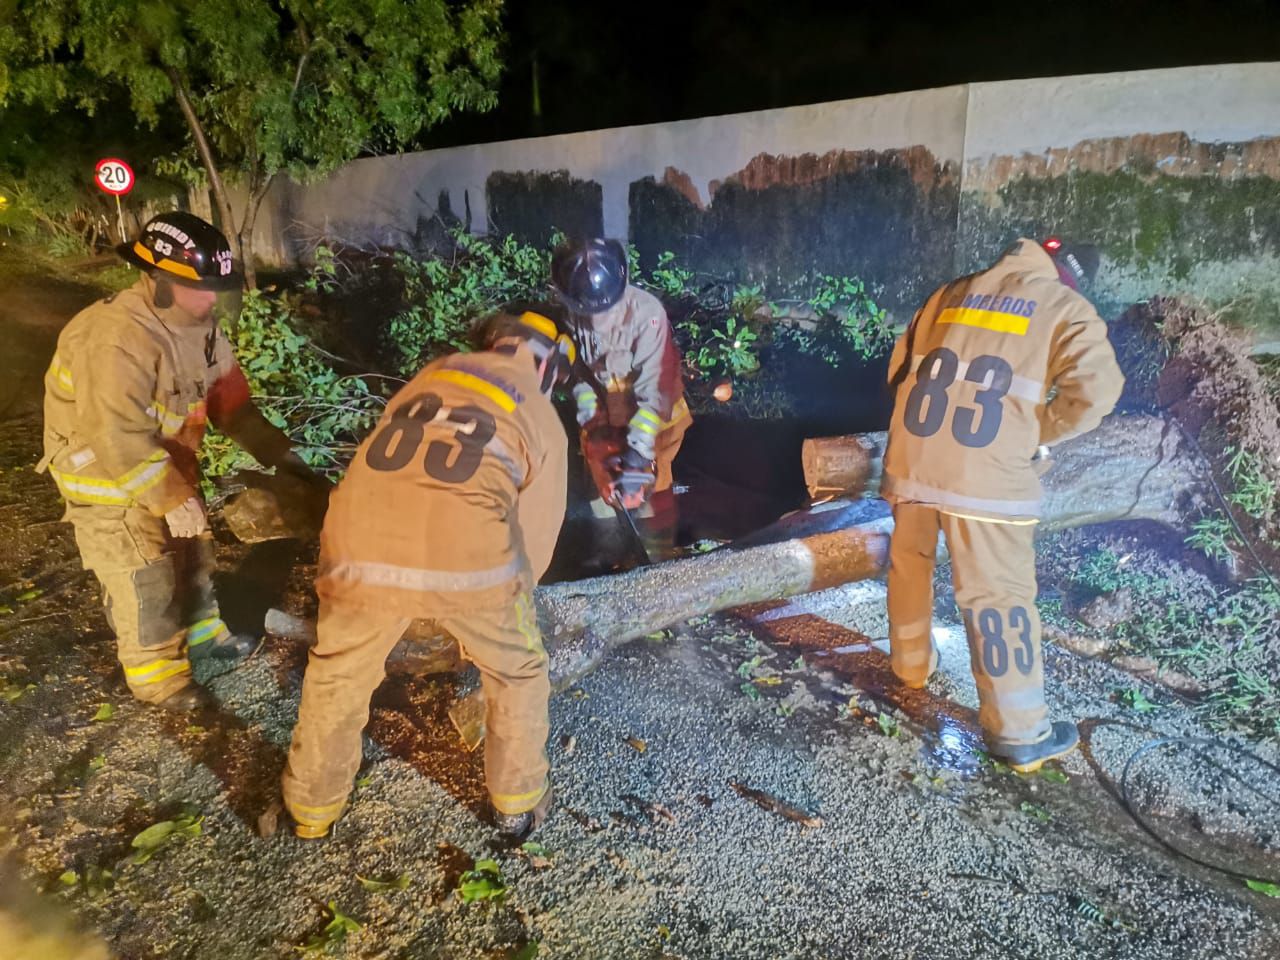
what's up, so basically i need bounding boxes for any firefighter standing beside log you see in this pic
[881,237,1124,771]
[282,310,574,840]
[40,212,326,712]
[550,238,691,560]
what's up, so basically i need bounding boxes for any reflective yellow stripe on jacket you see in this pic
[148,399,207,437]
[50,451,173,508]
[46,354,75,396]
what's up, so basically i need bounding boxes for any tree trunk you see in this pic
[259,412,1208,743]
[166,68,252,287]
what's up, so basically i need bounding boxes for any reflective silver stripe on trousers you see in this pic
[909,354,1044,404]
[979,686,1046,711]
[323,557,522,593]
[885,476,1042,518]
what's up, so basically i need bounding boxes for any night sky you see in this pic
[420,0,1280,148]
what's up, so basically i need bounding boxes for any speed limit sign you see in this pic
[94,158,135,196]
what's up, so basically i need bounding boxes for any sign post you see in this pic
[93,158,135,244]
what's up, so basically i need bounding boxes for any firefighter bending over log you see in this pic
[882,237,1123,772]
[40,213,327,712]
[551,238,691,560]
[282,310,575,840]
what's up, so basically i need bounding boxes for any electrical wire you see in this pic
[1118,735,1280,887]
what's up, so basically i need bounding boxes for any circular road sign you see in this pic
[94,158,135,196]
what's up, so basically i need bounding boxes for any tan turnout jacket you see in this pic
[569,284,690,452]
[882,239,1124,520]
[42,277,256,515]
[317,345,567,617]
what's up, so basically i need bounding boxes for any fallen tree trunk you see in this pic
[260,413,1206,744]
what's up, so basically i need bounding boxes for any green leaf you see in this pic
[1037,767,1069,784]
[91,703,115,722]
[457,859,506,903]
[357,873,411,892]
[1117,687,1159,713]
[520,841,549,857]
[739,682,760,701]
[15,588,42,602]
[0,604,13,615]
[299,901,362,952]
[58,869,79,886]
[1019,801,1051,823]
[877,713,900,737]
[88,755,106,772]
[354,774,373,789]
[511,943,539,960]
[129,815,202,864]
[1245,879,1280,897]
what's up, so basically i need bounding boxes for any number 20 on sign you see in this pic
[94,157,135,245]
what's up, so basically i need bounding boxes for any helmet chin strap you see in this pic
[151,273,175,309]
[536,350,558,396]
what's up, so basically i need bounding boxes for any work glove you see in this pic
[1031,444,1054,478]
[165,497,209,539]
[605,446,656,511]
[275,450,335,495]
[572,382,600,428]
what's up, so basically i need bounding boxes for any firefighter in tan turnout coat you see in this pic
[282,311,575,840]
[882,237,1124,771]
[41,213,322,711]
[551,238,690,558]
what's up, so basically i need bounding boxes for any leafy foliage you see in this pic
[2,0,505,283]
[200,286,384,485]
[386,231,553,376]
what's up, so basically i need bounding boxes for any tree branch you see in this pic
[165,66,236,241]
[291,21,312,102]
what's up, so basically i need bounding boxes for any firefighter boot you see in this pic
[987,720,1079,773]
[492,785,554,842]
[155,684,216,713]
[187,623,260,662]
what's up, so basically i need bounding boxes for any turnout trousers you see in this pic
[65,502,232,703]
[886,501,1050,745]
[282,592,551,835]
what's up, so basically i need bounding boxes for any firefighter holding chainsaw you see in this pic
[882,237,1123,772]
[282,310,574,840]
[41,212,326,711]
[551,238,691,559]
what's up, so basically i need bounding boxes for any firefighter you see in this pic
[40,212,325,711]
[282,310,575,840]
[550,238,691,559]
[881,237,1124,772]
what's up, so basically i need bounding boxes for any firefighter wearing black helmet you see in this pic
[551,238,690,559]
[40,212,328,711]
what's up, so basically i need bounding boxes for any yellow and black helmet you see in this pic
[482,306,578,394]
[117,211,241,290]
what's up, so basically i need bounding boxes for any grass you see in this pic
[1060,543,1280,741]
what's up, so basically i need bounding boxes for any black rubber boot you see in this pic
[987,720,1079,773]
[492,786,554,842]
[154,685,216,713]
[190,632,260,662]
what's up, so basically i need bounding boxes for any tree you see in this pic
[1,0,504,286]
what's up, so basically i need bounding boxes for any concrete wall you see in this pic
[249,62,1280,339]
